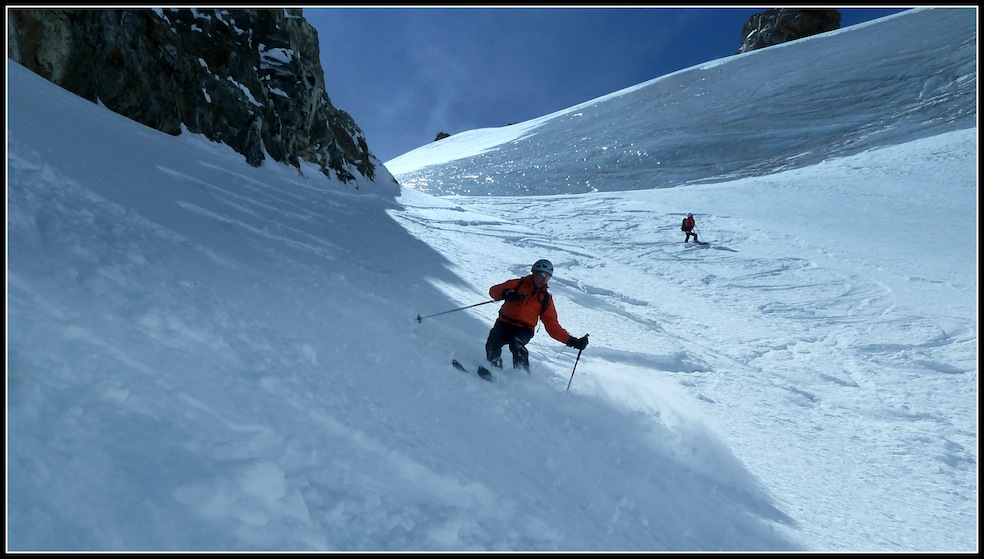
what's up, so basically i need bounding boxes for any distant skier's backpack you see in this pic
[681,218,687,231]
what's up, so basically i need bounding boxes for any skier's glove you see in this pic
[503,289,526,302]
[567,335,589,350]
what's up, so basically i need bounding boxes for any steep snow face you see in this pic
[6,6,978,553]
[387,8,975,196]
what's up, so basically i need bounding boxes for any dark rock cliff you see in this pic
[739,8,841,54]
[7,8,388,186]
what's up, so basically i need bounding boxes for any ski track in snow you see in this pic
[389,137,978,550]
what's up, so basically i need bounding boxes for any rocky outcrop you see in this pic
[7,8,383,185]
[739,8,841,54]
[434,132,451,141]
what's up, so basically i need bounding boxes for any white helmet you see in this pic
[531,259,554,276]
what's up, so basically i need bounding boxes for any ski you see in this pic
[452,359,495,383]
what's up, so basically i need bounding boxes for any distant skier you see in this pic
[681,213,698,243]
[486,259,589,372]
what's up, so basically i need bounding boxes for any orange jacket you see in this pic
[489,275,571,343]
[682,216,695,231]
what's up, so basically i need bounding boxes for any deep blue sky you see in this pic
[305,7,912,163]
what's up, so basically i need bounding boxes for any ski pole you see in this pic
[566,347,585,392]
[416,299,496,323]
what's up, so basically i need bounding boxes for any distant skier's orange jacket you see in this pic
[489,275,571,343]
[682,216,695,231]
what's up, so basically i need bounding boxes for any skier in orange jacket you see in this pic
[681,213,698,243]
[486,259,588,371]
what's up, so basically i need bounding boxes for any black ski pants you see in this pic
[485,320,534,370]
